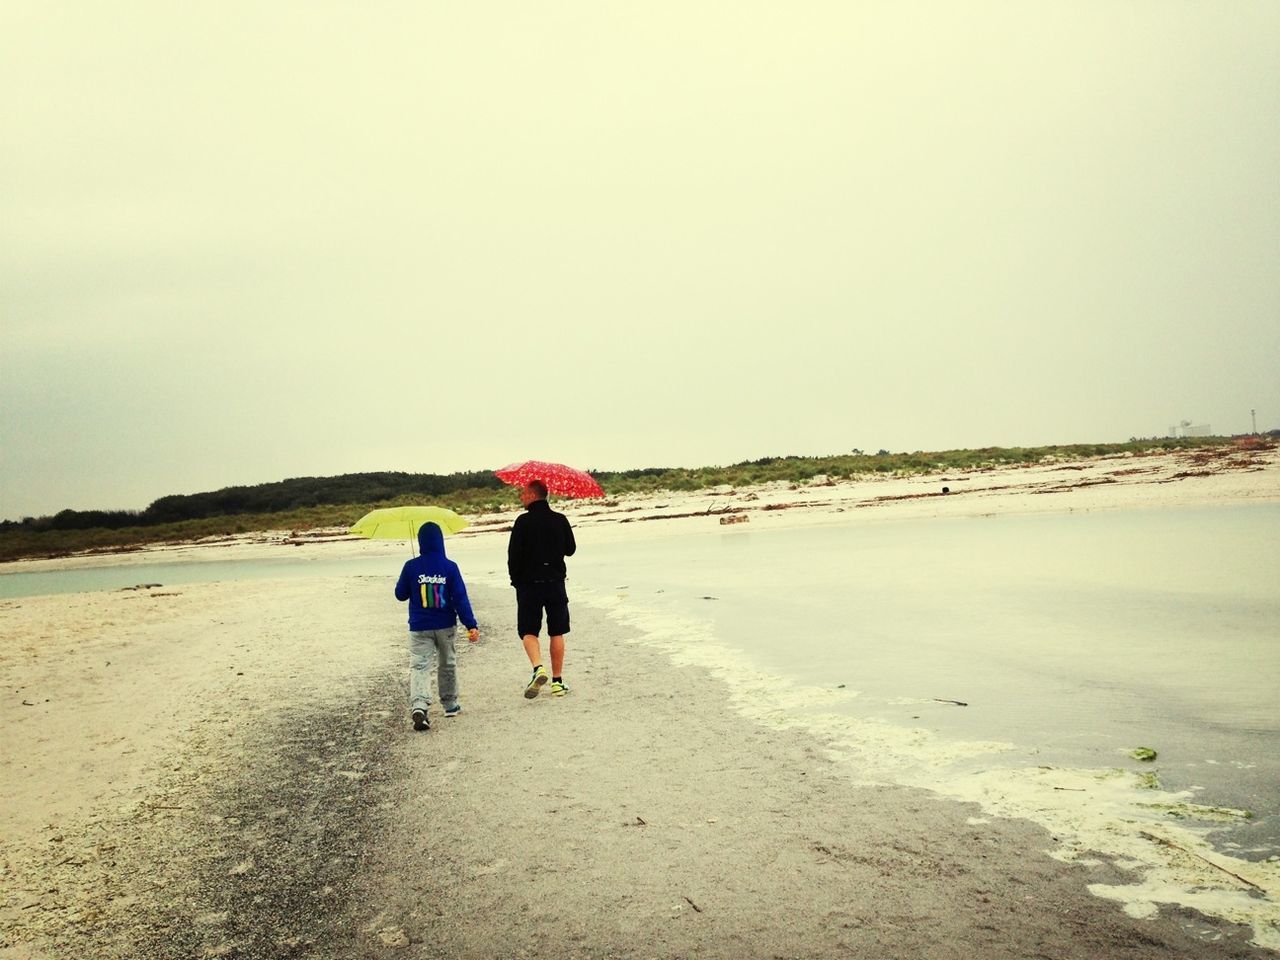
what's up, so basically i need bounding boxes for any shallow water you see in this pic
[569,504,1280,857]
[0,553,400,599]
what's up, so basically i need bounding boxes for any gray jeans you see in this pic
[408,627,458,711]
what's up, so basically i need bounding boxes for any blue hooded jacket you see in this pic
[394,522,478,632]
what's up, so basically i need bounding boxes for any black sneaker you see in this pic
[412,708,429,731]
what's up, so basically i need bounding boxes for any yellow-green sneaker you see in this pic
[524,665,549,699]
[549,680,569,697]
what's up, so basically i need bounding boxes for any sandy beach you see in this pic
[2,442,1279,958]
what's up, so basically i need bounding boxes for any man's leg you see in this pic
[517,585,550,698]
[522,633,543,668]
[517,585,545,668]
[523,633,549,698]
[549,634,565,676]
[547,583,570,685]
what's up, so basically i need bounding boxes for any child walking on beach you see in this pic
[394,522,479,731]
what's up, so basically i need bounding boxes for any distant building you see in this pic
[1169,420,1211,438]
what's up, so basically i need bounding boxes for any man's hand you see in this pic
[467,627,480,644]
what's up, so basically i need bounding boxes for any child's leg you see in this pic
[435,627,459,709]
[408,631,436,711]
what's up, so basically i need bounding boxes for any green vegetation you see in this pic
[1130,747,1159,762]
[590,436,1227,494]
[1137,801,1253,822]
[0,436,1233,562]
[0,485,518,563]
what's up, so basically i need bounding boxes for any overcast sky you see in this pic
[3,2,1277,520]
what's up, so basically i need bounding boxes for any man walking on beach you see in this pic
[507,480,576,699]
[395,522,479,731]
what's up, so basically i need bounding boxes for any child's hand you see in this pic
[467,628,480,644]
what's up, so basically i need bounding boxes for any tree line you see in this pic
[5,470,503,533]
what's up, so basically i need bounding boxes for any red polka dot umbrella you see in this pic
[495,460,604,499]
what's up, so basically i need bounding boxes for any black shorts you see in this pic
[516,581,570,638]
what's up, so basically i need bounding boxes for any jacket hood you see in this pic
[417,522,446,556]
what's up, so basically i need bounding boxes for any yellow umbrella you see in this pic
[349,505,470,543]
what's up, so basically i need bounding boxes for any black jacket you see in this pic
[507,499,577,585]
